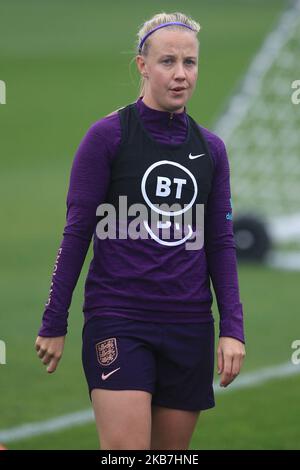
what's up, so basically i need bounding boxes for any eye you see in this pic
[185,59,196,65]
[162,58,172,64]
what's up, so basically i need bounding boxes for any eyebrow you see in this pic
[160,54,197,60]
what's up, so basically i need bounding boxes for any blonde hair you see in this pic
[136,12,201,98]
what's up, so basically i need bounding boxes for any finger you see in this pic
[42,352,53,366]
[220,355,233,387]
[47,356,60,373]
[217,349,223,375]
[240,351,245,370]
[37,348,46,359]
[231,355,241,380]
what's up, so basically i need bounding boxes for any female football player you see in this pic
[35,11,246,450]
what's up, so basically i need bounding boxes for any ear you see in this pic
[136,55,148,76]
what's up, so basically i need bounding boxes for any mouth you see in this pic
[170,86,187,96]
[170,87,186,93]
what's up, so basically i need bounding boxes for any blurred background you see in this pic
[0,0,299,450]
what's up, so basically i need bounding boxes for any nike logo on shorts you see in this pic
[101,367,121,381]
[189,153,205,159]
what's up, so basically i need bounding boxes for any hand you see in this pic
[217,337,246,387]
[35,336,65,373]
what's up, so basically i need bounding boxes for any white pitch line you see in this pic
[0,409,94,445]
[0,361,299,444]
[213,361,300,393]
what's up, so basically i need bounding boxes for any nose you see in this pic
[173,61,186,79]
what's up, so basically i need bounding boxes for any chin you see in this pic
[168,99,187,111]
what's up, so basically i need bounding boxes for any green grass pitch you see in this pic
[1,0,299,450]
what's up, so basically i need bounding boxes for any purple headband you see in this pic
[138,22,195,53]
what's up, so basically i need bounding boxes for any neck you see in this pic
[141,95,185,114]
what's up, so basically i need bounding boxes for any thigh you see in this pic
[152,321,215,412]
[151,405,200,450]
[92,389,152,450]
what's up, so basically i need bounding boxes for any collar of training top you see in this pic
[135,96,188,129]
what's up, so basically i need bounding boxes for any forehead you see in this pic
[149,29,198,56]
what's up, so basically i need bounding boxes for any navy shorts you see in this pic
[81,315,215,412]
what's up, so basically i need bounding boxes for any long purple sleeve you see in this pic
[38,117,119,336]
[203,133,245,343]
[38,97,245,344]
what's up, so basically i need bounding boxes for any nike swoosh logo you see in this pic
[101,367,121,381]
[189,153,205,159]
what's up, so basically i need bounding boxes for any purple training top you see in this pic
[38,96,245,344]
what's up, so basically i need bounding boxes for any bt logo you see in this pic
[141,160,202,247]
